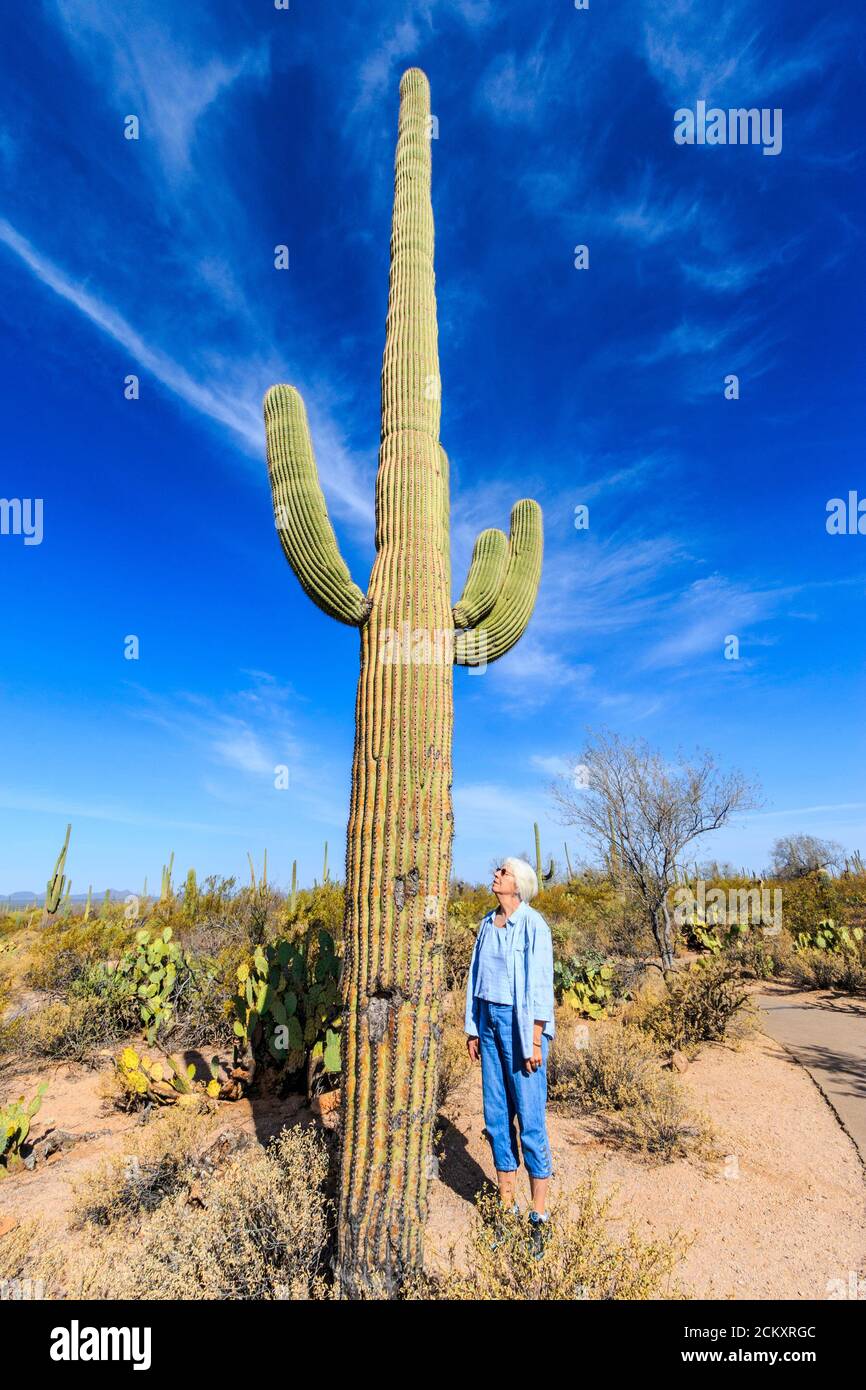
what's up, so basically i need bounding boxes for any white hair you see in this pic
[503,856,538,903]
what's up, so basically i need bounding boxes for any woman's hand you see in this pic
[467,1036,480,1063]
[523,1042,543,1074]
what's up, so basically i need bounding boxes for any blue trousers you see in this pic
[477,998,553,1179]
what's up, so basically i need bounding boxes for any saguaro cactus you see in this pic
[263,68,543,1295]
[159,852,175,903]
[44,822,71,921]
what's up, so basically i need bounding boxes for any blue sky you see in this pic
[1,0,864,894]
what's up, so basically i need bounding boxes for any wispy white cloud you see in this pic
[448,0,496,27]
[477,33,573,127]
[537,532,687,639]
[355,20,421,109]
[0,217,262,449]
[611,178,701,246]
[52,0,270,178]
[0,218,375,527]
[575,452,672,502]
[128,674,300,782]
[641,1,837,104]
[631,309,782,396]
[640,573,796,670]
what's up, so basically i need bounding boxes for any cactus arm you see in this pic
[264,384,372,627]
[452,527,508,629]
[454,499,542,665]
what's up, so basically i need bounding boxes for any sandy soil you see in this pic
[2,1015,865,1300]
[425,1022,866,1299]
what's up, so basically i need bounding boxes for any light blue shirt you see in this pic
[464,899,556,1062]
[474,912,522,1005]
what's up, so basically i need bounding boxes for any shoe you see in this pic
[527,1210,551,1260]
[488,1200,520,1251]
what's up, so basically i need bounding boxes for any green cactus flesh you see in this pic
[263,68,543,1295]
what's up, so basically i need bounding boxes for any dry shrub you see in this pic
[0,971,19,1055]
[787,947,866,994]
[548,1016,714,1164]
[101,1123,331,1299]
[15,996,124,1063]
[405,1172,688,1300]
[612,1074,717,1163]
[72,1106,217,1227]
[0,1217,70,1296]
[725,930,794,981]
[24,917,131,993]
[548,1017,660,1112]
[634,958,756,1053]
[3,1113,331,1300]
[436,991,472,1109]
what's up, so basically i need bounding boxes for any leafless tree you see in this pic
[768,834,843,880]
[551,730,761,972]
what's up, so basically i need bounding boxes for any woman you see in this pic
[464,857,555,1256]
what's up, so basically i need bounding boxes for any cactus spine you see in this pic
[44,823,71,921]
[263,69,543,1295]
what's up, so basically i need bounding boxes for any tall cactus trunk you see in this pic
[263,67,543,1296]
[336,68,452,1297]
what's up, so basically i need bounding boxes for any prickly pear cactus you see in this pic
[263,68,543,1295]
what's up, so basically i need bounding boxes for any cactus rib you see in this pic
[262,66,544,1296]
[264,386,371,626]
[453,528,509,629]
[453,499,543,665]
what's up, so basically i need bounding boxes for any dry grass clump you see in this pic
[610,1074,717,1163]
[548,1015,716,1164]
[405,1173,689,1300]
